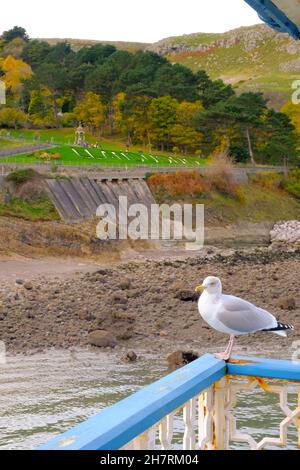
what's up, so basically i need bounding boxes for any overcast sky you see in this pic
[2,0,262,43]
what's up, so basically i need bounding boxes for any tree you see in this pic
[194,99,237,155]
[281,100,300,136]
[149,96,178,151]
[28,87,56,127]
[2,26,29,43]
[195,92,268,163]
[196,70,234,108]
[170,101,203,154]
[3,37,26,58]
[177,100,204,126]
[119,94,152,147]
[21,40,52,69]
[170,124,201,154]
[76,44,116,66]
[85,63,119,103]
[73,92,105,135]
[2,55,32,92]
[153,64,199,101]
[222,93,268,165]
[0,107,27,128]
[1,55,32,104]
[258,110,298,165]
[107,92,125,135]
[29,64,70,119]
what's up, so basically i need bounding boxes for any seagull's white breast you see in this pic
[198,293,239,335]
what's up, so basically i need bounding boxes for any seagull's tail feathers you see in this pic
[263,322,294,337]
[273,330,287,337]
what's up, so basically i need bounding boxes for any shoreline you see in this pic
[0,248,299,356]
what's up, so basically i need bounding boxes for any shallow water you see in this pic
[0,350,298,450]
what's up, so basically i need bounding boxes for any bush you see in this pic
[283,169,300,199]
[148,170,208,198]
[229,144,249,163]
[6,169,38,186]
[34,151,60,161]
[205,152,240,198]
[252,172,282,190]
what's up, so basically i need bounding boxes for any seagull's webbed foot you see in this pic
[214,351,231,361]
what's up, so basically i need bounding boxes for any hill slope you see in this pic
[41,37,149,53]
[40,24,300,109]
[148,24,300,109]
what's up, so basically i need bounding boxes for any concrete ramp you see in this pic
[45,177,155,222]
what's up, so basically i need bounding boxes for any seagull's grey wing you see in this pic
[216,295,277,333]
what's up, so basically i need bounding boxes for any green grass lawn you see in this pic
[0,129,206,168]
[1,145,206,168]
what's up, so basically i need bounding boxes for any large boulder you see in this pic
[167,350,199,371]
[175,289,199,302]
[88,330,117,348]
[277,297,296,310]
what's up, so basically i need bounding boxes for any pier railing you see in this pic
[39,354,300,451]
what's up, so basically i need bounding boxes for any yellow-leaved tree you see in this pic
[170,100,204,154]
[281,100,300,137]
[1,55,32,95]
[74,92,105,135]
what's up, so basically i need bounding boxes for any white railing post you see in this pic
[213,377,228,450]
[183,398,197,450]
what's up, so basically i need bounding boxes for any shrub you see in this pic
[205,152,240,198]
[283,169,300,199]
[6,169,38,186]
[229,144,249,163]
[148,170,208,198]
[252,172,282,190]
[34,151,60,161]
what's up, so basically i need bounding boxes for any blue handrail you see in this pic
[244,0,300,39]
[38,354,300,450]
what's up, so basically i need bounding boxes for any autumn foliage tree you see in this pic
[73,92,105,135]
[1,55,32,97]
[0,26,298,164]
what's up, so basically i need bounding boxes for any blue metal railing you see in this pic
[244,0,300,39]
[38,354,300,451]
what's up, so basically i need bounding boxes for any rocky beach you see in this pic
[0,248,298,358]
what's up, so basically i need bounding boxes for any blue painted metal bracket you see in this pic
[39,353,225,450]
[244,0,300,39]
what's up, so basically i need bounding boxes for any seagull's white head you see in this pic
[195,276,222,295]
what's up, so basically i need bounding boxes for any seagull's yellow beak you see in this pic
[195,284,204,293]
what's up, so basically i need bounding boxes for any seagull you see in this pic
[195,276,294,361]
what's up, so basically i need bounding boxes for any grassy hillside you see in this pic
[148,170,300,225]
[42,37,149,53]
[42,24,300,109]
[149,24,300,109]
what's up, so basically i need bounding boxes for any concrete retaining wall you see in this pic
[45,177,155,222]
